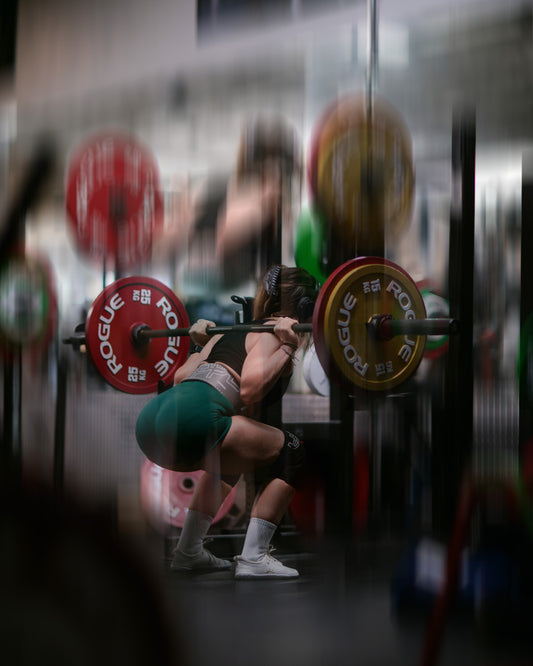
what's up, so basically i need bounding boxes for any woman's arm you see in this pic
[215,172,280,261]
[173,331,221,385]
[239,317,299,405]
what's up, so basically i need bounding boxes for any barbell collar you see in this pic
[366,315,459,341]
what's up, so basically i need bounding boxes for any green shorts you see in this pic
[135,381,235,470]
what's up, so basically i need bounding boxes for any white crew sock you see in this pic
[175,509,213,555]
[240,517,277,561]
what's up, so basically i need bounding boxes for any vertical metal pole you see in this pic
[258,168,283,428]
[1,328,23,488]
[2,357,22,488]
[366,0,378,119]
[15,352,22,481]
[53,355,68,501]
[365,0,384,531]
[0,142,54,489]
[419,111,476,666]
[324,0,381,558]
[432,111,476,536]
[2,360,14,485]
[370,400,383,517]
[361,0,385,256]
[519,152,533,456]
[326,392,355,538]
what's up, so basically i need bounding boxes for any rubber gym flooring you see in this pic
[159,536,533,666]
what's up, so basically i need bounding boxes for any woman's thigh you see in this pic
[202,415,284,476]
[135,382,234,470]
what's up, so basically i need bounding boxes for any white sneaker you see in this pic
[234,549,299,579]
[170,544,233,573]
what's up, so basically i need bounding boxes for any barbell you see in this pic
[73,257,458,395]
[131,317,454,344]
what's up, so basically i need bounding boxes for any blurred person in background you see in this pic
[155,113,302,289]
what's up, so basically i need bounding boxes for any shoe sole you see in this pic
[171,565,233,574]
[235,570,299,579]
[170,560,233,573]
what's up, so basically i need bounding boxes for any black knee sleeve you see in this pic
[270,430,306,489]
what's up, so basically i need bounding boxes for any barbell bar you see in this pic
[132,317,457,346]
[132,322,313,343]
[366,315,459,341]
[80,258,458,395]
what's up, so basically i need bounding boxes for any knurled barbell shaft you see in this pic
[133,317,458,344]
[134,322,313,342]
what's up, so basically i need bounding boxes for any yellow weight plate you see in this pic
[316,257,426,392]
[313,95,414,252]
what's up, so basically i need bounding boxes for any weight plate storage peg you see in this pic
[313,257,427,393]
[65,131,164,268]
[85,276,190,394]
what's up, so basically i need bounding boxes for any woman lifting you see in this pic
[135,264,318,578]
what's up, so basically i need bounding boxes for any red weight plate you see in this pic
[140,459,238,531]
[85,276,190,394]
[65,132,164,268]
[291,446,369,537]
[290,472,327,537]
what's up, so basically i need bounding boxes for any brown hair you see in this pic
[253,265,319,323]
[235,114,302,184]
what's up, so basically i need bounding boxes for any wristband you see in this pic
[280,345,295,360]
[281,342,298,350]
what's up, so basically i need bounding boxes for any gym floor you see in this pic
[12,378,530,666]
[158,535,533,666]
